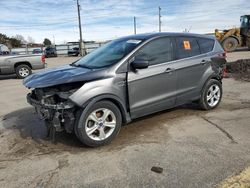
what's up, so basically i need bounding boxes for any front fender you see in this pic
[69,76,126,106]
[69,75,130,123]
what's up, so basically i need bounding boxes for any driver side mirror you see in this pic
[131,59,149,69]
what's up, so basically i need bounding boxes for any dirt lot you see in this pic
[226,49,250,62]
[0,52,250,188]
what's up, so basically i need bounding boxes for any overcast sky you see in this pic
[0,0,249,44]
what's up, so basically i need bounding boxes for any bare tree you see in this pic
[14,34,27,44]
[27,36,35,44]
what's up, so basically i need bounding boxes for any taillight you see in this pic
[41,55,45,63]
[218,52,227,78]
[222,68,227,78]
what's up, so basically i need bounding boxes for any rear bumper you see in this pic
[32,63,46,70]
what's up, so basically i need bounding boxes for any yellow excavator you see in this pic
[215,15,250,52]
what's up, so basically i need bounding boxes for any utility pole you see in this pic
[53,35,55,45]
[134,16,137,34]
[77,0,84,56]
[158,6,162,32]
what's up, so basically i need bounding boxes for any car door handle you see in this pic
[165,68,175,73]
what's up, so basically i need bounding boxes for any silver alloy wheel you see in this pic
[19,67,30,77]
[85,108,116,141]
[207,84,221,107]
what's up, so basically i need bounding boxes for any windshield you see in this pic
[74,38,143,69]
[240,16,249,28]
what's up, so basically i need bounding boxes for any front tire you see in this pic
[15,64,32,79]
[75,101,122,147]
[222,37,238,52]
[199,79,222,110]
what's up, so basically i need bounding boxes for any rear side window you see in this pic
[135,37,174,66]
[197,38,214,54]
[176,37,200,59]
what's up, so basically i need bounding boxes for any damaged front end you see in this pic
[27,83,82,134]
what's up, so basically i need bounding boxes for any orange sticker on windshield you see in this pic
[183,41,191,50]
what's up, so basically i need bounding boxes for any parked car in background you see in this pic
[10,51,20,55]
[32,48,43,54]
[24,32,226,147]
[0,44,10,55]
[0,54,46,78]
[44,47,57,58]
[68,47,79,56]
[0,51,9,55]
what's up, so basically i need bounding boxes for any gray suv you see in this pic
[24,33,226,147]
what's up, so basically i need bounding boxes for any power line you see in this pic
[0,2,239,29]
[0,19,78,28]
[0,1,242,33]
[0,9,235,30]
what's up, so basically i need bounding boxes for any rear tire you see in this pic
[75,101,122,147]
[222,37,238,52]
[199,79,222,110]
[15,64,32,79]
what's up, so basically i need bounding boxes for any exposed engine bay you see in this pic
[27,82,83,134]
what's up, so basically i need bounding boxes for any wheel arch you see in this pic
[199,76,223,110]
[77,94,131,124]
[197,68,222,97]
[200,73,222,94]
[207,74,222,83]
[14,61,32,69]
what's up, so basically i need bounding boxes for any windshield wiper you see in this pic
[70,63,91,69]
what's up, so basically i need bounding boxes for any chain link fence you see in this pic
[10,41,106,55]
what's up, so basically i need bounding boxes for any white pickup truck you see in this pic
[0,54,46,78]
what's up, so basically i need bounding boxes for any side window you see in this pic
[135,37,174,66]
[197,38,214,54]
[176,37,200,59]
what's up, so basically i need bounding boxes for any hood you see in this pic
[23,64,110,88]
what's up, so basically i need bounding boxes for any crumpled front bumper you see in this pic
[27,93,75,110]
[27,93,76,132]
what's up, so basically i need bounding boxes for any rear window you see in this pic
[197,38,214,54]
[176,37,200,59]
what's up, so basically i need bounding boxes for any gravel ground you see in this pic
[0,52,250,188]
[218,167,250,188]
[226,59,250,82]
[226,48,250,62]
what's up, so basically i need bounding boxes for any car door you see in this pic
[174,37,212,105]
[0,58,13,74]
[127,37,177,119]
